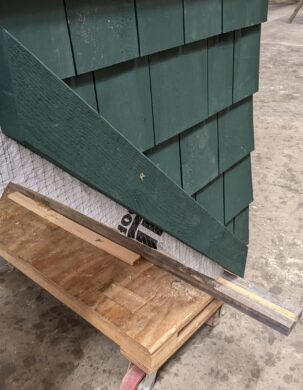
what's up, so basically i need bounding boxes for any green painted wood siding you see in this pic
[195,175,224,224]
[208,32,234,115]
[136,0,184,56]
[233,25,261,103]
[0,0,75,79]
[225,219,234,233]
[180,116,218,195]
[184,0,222,43]
[150,41,208,144]
[94,58,154,151]
[223,0,268,33]
[65,0,139,74]
[234,207,249,244]
[146,136,182,186]
[0,27,248,276]
[224,155,253,223]
[65,73,98,111]
[218,96,254,173]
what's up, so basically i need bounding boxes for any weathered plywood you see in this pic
[146,136,182,187]
[208,32,234,115]
[234,207,249,244]
[218,96,254,173]
[6,184,302,337]
[150,41,208,144]
[136,0,184,56]
[94,58,154,151]
[65,0,139,74]
[224,156,253,223]
[0,191,220,374]
[184,0,222,43]
[223,0,268,33]
[0,0,75,79]
[195,176,224,224]
[180,116,219,195]
[233,25,261,103]
[0,27,248,276]
[65,72,98,111]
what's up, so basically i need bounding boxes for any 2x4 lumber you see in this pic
[8,191,140,265]
[9,184,302,336]
[0,26,247,276]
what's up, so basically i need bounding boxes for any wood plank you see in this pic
[8,191,141,265]
[0,192,216,370]
[150,41,208,145]
[208,32,234,116]
[180,116,219,195]
[224,156,253,223]
[7,184,302,336]
[136,0,184,56]
[223,0,268,33]
[0,0,75,79]
[65,73,98,111]
[146,136,182,187]
[0,27,247,276]
[94,58,154,151]
[65,0,139,73]
[184,0,222,43]
[195,175,224,224]
[233,25,261,103]
[234,207,249,244]
[218,96,254,173]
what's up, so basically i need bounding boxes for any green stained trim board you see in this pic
[150,41,208,145]
[218,96,254,173]
[208,31,234,115]
[233,25,261,103]
[65,73,98,112]
[195,175,224,224]
[180,116,219,195]
[0,27,248,276]
[222,0,268,33]
[234,207,249,244]
[145,136,182,187]
[65,0,139,74]
[224,155,253,223]
[94,58,154,152]
[0,0,75,79]
[184,0,222,43]
[135,0,184,56]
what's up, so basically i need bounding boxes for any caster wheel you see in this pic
[120,365,146,390]
[206,308,222,328]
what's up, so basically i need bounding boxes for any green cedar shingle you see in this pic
[146,136,182,186]
[218,96,254,173]
[180,116,218,195]
[234,207,249,244]
[0,0,75,79]
[136,0,184,56]
[224,155,253,223]
[225,219,234,233]
[65,73,98,111]
[65,0,138,74]
[94,58,154,152]
[184,0,222,43]
[195,175,224,224]
[150,41,208,144]
[208,32,234,115]
[233,25,261,103]
[223,0,268,33]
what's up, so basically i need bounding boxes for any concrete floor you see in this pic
[1,4,302,390]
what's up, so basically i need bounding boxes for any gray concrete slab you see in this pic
[0,4,302,390]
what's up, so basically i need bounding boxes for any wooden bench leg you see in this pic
[289,0,303,23]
